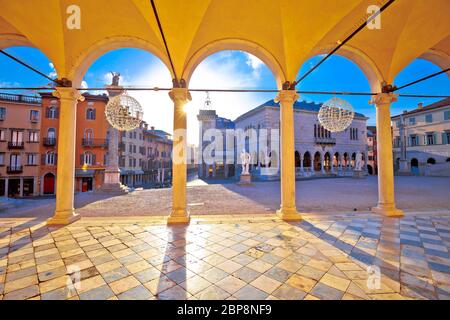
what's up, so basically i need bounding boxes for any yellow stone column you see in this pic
[168,88,191,224]
[47,87,84,225]
[371,92,403,217]
[276,90,302,221]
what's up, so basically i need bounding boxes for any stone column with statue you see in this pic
[100,72,129,194]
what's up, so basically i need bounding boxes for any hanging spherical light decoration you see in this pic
[105,92,143,131]
[318,97,354,132]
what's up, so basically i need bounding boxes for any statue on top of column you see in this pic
[110,72,121,86]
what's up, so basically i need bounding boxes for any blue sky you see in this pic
[0,47,449,144]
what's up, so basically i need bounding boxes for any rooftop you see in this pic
[391,97,450,119]
[0,92,42,105]
[234,99,367,123]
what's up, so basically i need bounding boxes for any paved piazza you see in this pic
[0,212,449,300]
[3,176,450,218]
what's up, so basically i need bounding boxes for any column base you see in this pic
[167,209,190,224]
[47,211,80,226]
[371,204,404,217]
[276,208,302,221]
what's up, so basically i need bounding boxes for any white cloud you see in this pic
[245,53,264,71]
[48,62,57,78]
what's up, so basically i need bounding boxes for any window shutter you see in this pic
[55,153,58,165]
[434,133,438,145]
[80,154,84,165]
[45,107,50,118]
[93,109,96,120]
[55,108,59,118]
[42,154,46,165]
[443,133,448,145]
[93,154,96,165]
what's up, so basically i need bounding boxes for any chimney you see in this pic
[418,102,423,109]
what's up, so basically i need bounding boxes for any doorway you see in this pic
[43,173,55,194]
[82,177,93,192]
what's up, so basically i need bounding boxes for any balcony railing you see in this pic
[8,141,25,149]
[82,138,108,148]
[314,137,336,145]
[43,137,57,146]
[0,92,42,104]
[7,165,23,174]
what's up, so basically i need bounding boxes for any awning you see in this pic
[75,169,95,177]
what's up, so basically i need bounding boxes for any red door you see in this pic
[43,174,55,194]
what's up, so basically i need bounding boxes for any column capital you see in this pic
[370,92,398,106]
[275,90,299,104]
[52,87,85,102]
[169,87,192,103]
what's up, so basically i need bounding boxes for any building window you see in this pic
[409,117,416,125]
[129,144,133,153]
[10,130,23,145]
[0,129,5,141]
[28,131,39,142]
[84,128,94,140]
[425,114,433,123]
[47,128,56,139]
[410,135,418,146]
[445,132,450,145]
[129,157,134,167]
[129,132,133,138]
[46,106,57,119]
[426,133,435,145]
[30,110,39,123]
[0,107,5,120]
[46,152,56,165]
[27,154,38,165]
[444,111,450,121]
[0,153,4,165]
[10,154,21,168]
[83,152,94,165]
[86,108,96,120]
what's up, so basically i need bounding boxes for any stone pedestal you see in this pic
[352,170,365,179]
[238,173,252,185]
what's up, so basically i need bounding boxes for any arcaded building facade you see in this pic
[234,99,369,179]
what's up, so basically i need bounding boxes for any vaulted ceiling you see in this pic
[0,0,449,89]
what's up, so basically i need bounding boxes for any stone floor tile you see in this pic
[109,275,141,295]
[310,282,344,300]
[180,275,212,295]
[157,285,190,300]
[216,260,242,274]
[41,286,77,300]
[233,267,261,283]
[4,274,38,293]
[77,275,106,294]
[39,275,71,294]
[250,275,282,294]
[216,275,247,294]
[272,284,307,300]
[233,285,268,300]
[286,274,317,293]
[117,285,153,300]
[3,284,39,300]
[319,273,351,292]
[247,259,273,273]
[195,285,231,300]
[144,275,177,295]
[296,265,326,281]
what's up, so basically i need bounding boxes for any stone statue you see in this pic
[240,149,251,175]
[110,72,121,86]
[264,147,271,167]
[355,152,363,171]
